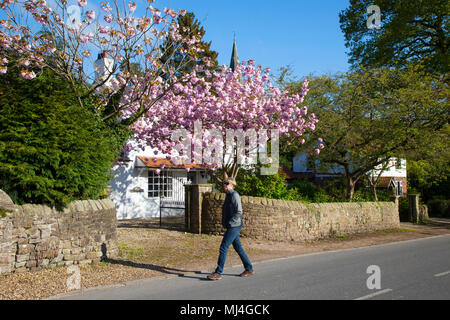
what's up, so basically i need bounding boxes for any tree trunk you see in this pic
[344,166,355,201]
[346,180,355,201]
[371,183,378,201]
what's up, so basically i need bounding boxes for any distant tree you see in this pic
[406,124,450,202]
[285,66,448,200]
[159,11,219,77]
[339,0,449,77]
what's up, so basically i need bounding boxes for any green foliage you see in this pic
[0,69,121,208]
[287,179,331,203]
[339,0,449,76]
[427,200,450,218]
[159,11,219,77]
[234,171,300,201]
[406,125,450,203]
[225,168,393,204]
[284,65,448,200]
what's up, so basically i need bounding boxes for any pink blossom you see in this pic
[98,26,110,34]
[126,26,135,36]
[128,1,137,13]
[314,149,321,155]
[20,69,36,80]
[153,10,161,24]
[155,169,161,175]
[104,15,113,23]
[1,36,11,49]
[18,58,30,67]
[78,0,87,7]
[86,10,95,20]
[79,33,93,43]
[164,8,177,18]
[127,63,314,164]
[318,144,325,150]
[101,2,112,13]
[110,77,119,88]
[0,66,7,74]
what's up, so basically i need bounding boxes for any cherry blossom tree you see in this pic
[0,0,204,123]
[0,1,319,182]
[125,61,317,183]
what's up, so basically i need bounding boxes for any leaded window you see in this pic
[148,170,173,198]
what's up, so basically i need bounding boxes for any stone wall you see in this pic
[202,193,400,242]
[0,195,119,275]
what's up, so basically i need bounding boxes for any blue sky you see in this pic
[157,0,351,79]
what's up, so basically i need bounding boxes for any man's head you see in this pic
[223,178,236,192]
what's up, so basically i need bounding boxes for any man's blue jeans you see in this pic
[215,226,253,275]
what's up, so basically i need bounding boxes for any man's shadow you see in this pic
[100,243,238,281]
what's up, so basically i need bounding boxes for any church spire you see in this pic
[230,34,239,72]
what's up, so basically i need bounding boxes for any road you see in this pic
[55,234,450,300]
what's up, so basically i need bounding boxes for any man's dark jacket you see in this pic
[222,189,243,229]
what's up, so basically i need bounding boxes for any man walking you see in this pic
[207,178,254,280]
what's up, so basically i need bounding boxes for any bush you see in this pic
[288,179,331,203]
[427,199,450,218]
[0,69,121,208]
[235,170,301,201]
[216,169,398,204]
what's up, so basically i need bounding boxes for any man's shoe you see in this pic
[240,270,255,277]
[207,272,222,281]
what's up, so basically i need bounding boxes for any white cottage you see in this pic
[292,153,407,196]
[369,158,407,196]
[109,142,210,220]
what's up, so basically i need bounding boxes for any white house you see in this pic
[369,158,407,196]
[94,51,114,88]
[293,153,343,178]
[108,141,210,220]
[292,153,407,196]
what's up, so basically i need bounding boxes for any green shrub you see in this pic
[235,170,301,201]
[216,169,398,204]
[427,199,450,218]
[288,179,331,203]
[0,69,121,208]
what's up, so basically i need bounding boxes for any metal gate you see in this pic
[158,172,191,228]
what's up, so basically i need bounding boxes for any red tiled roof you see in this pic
[137,156,208,170]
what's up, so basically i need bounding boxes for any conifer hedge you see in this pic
[0,69,122,208]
